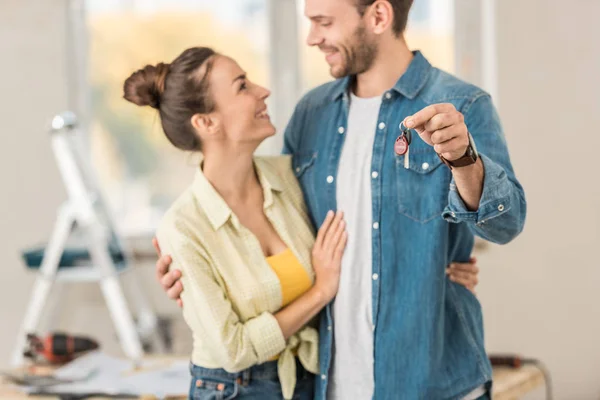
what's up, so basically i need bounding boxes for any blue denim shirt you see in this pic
[282,52,526,399]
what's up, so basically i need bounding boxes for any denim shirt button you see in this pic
[378,122,386,130]
[373,222,379,230]
[371,171,379,179]
[422,162,430,170]
[372,273,379,280]
[498,204,505,212]
[327,175,334,184]
[385,92,392,99]
[321,375,327,380]
[338,126,345,134]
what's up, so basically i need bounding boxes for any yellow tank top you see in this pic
[266,248,312,307]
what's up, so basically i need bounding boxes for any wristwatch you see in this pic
[438,132,478,169]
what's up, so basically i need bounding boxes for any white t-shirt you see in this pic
[328,93,381,400]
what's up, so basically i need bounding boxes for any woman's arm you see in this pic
[158,225,284,372]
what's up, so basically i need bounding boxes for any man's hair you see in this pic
[356,0,414,36]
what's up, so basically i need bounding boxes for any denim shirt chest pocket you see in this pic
[394,146,451,223]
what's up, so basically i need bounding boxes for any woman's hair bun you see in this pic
[123,62,170,109]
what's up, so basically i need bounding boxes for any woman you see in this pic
[124,47,481,400]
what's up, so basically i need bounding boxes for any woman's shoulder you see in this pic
[156,187,205,240]
[255,154,292,171]
[255,155,303,194]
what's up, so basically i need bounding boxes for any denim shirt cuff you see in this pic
[442,153,511,225]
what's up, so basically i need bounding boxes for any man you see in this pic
[155,0,526,398]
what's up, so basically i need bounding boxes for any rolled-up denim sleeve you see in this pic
[442,94,527,245]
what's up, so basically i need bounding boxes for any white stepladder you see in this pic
[11,111,159,367]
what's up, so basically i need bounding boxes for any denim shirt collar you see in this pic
[331,50,432,101]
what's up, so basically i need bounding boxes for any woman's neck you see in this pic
[201,148,261,205]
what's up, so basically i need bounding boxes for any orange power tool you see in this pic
[23,333,99,364]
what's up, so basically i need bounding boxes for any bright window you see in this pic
[85,0,270,234]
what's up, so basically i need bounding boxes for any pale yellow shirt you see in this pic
[156,155,319,400]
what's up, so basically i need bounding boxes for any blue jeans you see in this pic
[189,359,314,400]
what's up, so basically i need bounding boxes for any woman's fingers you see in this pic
[315,210,335,248]
[323,211,344,250]
[327,217,346,253]
[333,232,348,264]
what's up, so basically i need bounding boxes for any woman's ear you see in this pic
[191,113,221,136]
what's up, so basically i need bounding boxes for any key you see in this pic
[404,127,411,169]
[397,121,413,169]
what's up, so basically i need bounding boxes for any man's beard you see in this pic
[331,25,378,78]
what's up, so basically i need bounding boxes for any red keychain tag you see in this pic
[395,121,412,156]
[394,135,409,155]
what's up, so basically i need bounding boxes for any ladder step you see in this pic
[22,246,126,270]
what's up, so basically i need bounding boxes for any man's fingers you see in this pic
[448,262,479,274]
[405,103,455,130]
[449,273,478,292]
[434,138,468,156]
[155,255,172,281]
[160,269,181,290]
[449,274,470,286]
[430,124,464,145]
[405,106,437,131]
[424,112,461,133]
[167,280,184,300]
[449,269,477,281]
[177,299,184,308]
[448,269,479,286]
[152,237,162,258]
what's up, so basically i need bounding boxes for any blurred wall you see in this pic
[476,1,600,399]
[0,0,69,367]
[0,2,185,370]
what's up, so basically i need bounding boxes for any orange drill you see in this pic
[23,333,99,364]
